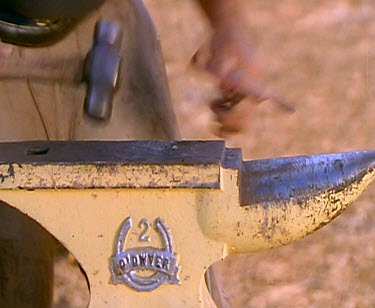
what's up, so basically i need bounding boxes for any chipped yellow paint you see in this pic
[0,188,222,307]
[0,163,219,189]
[0,154,373,307]
[199,163,375,254]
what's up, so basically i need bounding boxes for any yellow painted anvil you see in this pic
[0,140,373,307]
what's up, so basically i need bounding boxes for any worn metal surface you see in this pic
[232,151,375,252]
[0,140,373,307]
[84,20,122,120]
[0,141,222,189]
[240,151,375,205]
[0,140,223,164]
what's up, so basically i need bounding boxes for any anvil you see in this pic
[0,140,373,307]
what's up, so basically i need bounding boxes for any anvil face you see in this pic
[0,140,373,307]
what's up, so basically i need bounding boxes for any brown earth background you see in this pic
[53,0,375,307]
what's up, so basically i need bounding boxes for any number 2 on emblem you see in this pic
[138,218,151,242]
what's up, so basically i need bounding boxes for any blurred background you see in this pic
[54,0,375,306]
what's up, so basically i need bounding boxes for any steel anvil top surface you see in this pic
[0,141,226,189]
[0,140,373,197]
[0,140,225,164]
[0,140,374,307]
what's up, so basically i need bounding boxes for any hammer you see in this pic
[0,19,122,120]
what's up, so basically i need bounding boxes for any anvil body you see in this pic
[0,141,373,307]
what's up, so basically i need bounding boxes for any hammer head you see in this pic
[84,20,122,120]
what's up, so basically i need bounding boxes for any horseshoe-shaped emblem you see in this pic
[110,217,180,292]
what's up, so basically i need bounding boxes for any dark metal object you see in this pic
[0,140,373,195]
[0,15,77,46]
[0,140,223,164]
[0,0,104,20]
[0,0,104,46]
[0,141,224,189]
[84,20,122,120]
[240,150,375,205]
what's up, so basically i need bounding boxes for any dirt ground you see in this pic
[53,0,375,307]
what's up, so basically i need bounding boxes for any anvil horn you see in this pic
[201,150,375,254]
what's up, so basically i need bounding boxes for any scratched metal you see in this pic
[0,141,224,189]
[240,151,375,205]
[230,150,375,251]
